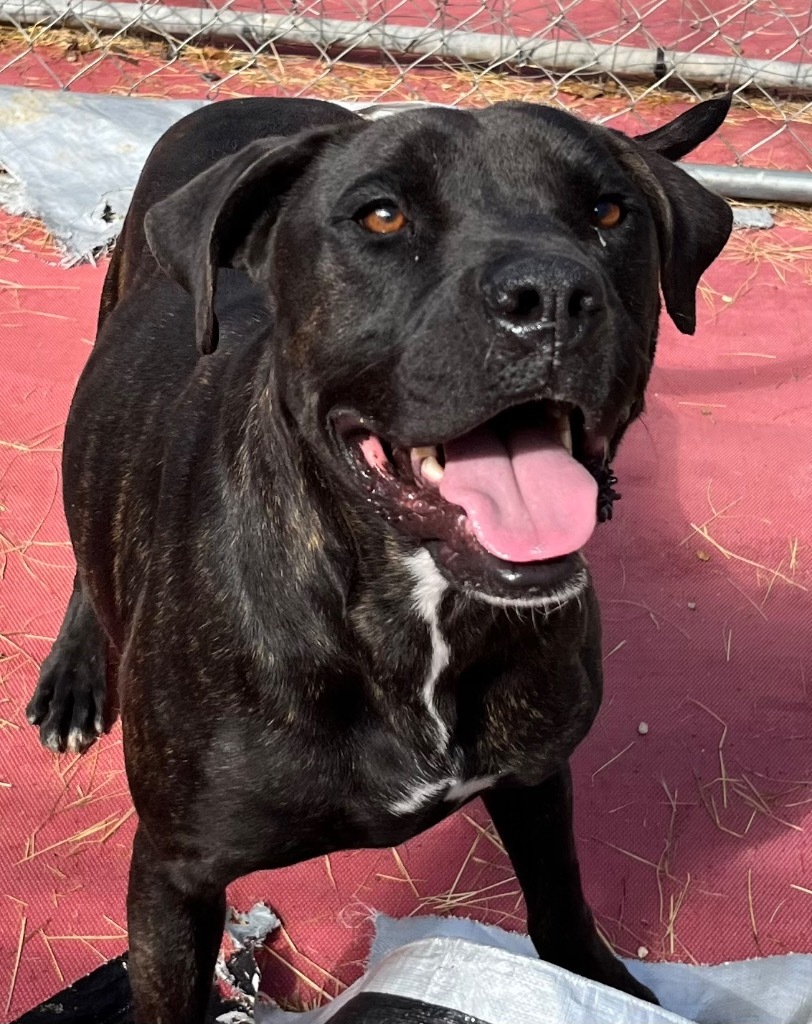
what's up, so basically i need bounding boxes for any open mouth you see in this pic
[335,401,620,599]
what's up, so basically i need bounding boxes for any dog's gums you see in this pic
[338,400,618,574]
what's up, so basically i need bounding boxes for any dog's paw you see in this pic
[595,957,658,1004]
[26,644,106,755]
[539,931,658,1005]
[574,941,658,1004]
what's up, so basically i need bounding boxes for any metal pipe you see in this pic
[4,4,812,204]
[682,163,812,203]
[5,0,812,96]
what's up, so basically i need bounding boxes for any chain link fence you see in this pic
[1,0,812,182]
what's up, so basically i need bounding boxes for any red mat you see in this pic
[1,197,810,1019]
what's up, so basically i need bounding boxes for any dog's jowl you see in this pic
[27,95,733,1022]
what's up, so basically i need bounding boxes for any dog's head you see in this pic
[145,97,732,605]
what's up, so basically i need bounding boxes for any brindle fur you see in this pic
[27,95,732,1023]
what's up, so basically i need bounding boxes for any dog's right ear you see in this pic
[144,125,350,355]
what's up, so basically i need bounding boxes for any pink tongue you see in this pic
[439,421,598,562]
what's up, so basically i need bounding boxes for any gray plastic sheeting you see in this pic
[256,915,812,1024]
[732,206,775,229]
[0,86,207,262]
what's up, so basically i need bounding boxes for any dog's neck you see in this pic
[226,370,585,679]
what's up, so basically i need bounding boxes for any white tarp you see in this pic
[0,86,206,261]
[255,914,812,1024]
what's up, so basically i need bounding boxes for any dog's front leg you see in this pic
[128,824,226,1024]
[483,766,657,1004]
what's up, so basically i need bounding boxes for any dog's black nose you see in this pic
[482,255,602,342]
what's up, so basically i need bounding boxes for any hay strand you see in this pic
[4,913,26,1016]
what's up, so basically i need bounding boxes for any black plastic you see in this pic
[329,992,487,1024]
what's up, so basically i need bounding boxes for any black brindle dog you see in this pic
[27,95,732,1022]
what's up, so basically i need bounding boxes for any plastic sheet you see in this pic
[0,86,205,260]
[260,915,812,1024]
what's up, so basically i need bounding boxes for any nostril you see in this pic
[516,288,540,319]
[513,286,542,320]
[567,290,588,318]
[567,289,603,319]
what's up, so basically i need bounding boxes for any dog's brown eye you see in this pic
[359,204,407,235]
[591,198,624,230]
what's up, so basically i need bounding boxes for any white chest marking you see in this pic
[444,774,500,803]
[404,550,451,746]
[390,773,501,816]
[390,779,449,816]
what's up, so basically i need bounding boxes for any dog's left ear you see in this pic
[633,93,732,160]
[609,95,733,335]
[145,123,355,355]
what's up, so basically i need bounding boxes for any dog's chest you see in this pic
[369,552,513,818]
[353,712,505,823]
[337,552,590,824]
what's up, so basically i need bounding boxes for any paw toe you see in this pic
[25,687,52,726]
[39,714,68,754]
[29,660,105,755]
[66,723,100,755]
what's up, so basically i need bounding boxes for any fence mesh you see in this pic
[1,1,812,171]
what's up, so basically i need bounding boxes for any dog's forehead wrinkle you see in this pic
[431,139,628,223]
[308,109,630,236]
[332,110,620,219]
[382,105,479,141]
[479,102,615,164]
[320,115,469,198]
[475,103,617,166]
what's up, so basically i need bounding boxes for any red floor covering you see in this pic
[0,195,810,1018]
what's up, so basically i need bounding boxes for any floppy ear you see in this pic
[608,97,733,334]
[633,93,732,160]
[144,125,350,355]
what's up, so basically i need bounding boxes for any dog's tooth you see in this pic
[558,416,573,455]
[421,456,445,483]
[412,446,438,460]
